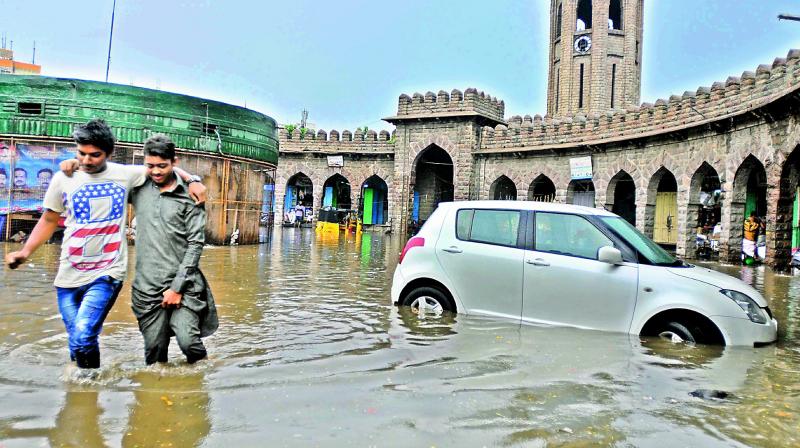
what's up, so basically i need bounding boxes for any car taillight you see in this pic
[399,237,425,264]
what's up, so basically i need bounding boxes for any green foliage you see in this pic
[285,124,296,137]
[299,127,309,139]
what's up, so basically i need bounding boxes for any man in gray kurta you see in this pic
[130,135,218,364]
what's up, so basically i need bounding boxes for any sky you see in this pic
[3,1,800,132]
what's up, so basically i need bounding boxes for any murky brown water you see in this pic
[1,229,799,447]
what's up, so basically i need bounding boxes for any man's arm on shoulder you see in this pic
[173,167,206,205]
[163,203,207,307]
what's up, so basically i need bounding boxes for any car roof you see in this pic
[436,200,618,217]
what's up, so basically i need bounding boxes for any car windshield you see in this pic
[599,216,682,266]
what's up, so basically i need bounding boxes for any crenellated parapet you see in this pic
[279,126,395,154]
[384,88,505,125]
[479,49,800,153]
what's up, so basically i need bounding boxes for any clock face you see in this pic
[574,36,592,53]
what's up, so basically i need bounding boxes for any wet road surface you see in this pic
[1,229,799,447]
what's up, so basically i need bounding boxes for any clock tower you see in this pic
[546,0,644,117]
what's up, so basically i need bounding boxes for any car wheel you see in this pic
[656,321,698,344]
[401,286,455,314]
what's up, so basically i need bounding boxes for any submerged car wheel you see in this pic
[656,321,698,344]
[402,286,455,314]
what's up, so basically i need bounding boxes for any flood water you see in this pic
[1,229,799,447]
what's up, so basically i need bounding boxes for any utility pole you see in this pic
[301,109,308,129]
[778,14,800,22]
[105,0,117,82]
[32,41,35,64]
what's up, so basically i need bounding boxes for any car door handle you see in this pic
[441,246,463,254]
[526,258,550,266]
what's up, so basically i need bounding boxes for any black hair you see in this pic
[143,134,176,160]
[72,119,115,155]
[0,167,5,175]
[14,167,26,174]
[38,168,53,176]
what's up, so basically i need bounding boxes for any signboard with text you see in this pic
[327,155,344,167]
[570,156,593,180]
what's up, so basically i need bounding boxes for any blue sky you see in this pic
[3,1,800,131]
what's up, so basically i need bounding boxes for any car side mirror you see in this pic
[598,246,624,265]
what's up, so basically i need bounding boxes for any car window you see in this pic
[535,212,613,259]
[599,216,679,266]
[456,209,474,240]
[464,209,520,247]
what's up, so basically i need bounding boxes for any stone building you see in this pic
[274,2,800,270]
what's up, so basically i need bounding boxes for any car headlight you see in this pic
[721,289,768,324]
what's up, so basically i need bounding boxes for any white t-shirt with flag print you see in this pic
[43,163,147,288]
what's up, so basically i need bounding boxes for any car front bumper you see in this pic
[712,315,778,346]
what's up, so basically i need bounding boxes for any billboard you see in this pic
[0,141,74,215]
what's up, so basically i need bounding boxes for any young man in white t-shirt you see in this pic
[4,119,206,370]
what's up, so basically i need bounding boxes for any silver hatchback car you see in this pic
[391,201,778,347]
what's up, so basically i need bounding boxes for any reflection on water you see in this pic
[0,230,799,446]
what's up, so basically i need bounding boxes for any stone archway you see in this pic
[645,167,678,244]
[606,170,636,225]
[685,162,722,259]
[726,155,768,263]
[528,174,556,202]
[567,179,595,207]
[322,173,352,210]
[411,144,454,224]
[360,174,389,225]
[284,172,314,214]
[777,146,800,268]
[490,175,517,200]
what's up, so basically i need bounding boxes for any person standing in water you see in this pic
[129,135,217,364]
[4,119,206,371]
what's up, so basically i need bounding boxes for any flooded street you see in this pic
[1,229,799,447]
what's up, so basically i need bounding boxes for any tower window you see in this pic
[611,64,617,108]
[555,3,563,38]
[579,64,585,109]
[609,0,622,30]
[556,68,561,112]
[576,0,592,30]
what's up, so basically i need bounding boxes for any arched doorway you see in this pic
[361,175,389,225]
[646,168,678,245]
[412,145,454,225]
[490,175,517,200]
[778,147,800,268]
[606,170,636,225]
[731,155,767,262]
[284,172,313,214]
[528,175,556,202]
[567,179,595,207]
[687,163,721,258]
[322,174,352,210]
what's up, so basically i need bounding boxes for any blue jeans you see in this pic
[56,276,123,368]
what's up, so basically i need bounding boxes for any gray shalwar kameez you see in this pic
[130,176,218,364]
